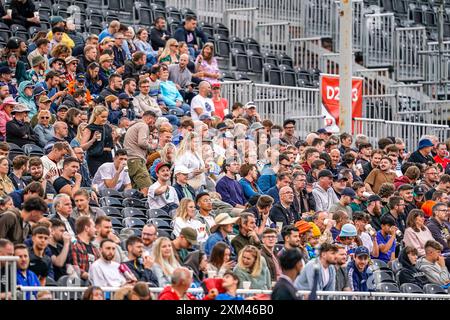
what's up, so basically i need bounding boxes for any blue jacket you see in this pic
[239,178,262,201]
[294,258,336,291]
[216,176,246,207]
[347,259,373,292]
[257,165,276,193]
[16,270,40,300]
[159,80,184,107]
[266,186,280,204]
[204,231,235,260]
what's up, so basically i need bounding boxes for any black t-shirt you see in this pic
[29,251,53,279]
[53,176,74,194]
[48,242,69,281]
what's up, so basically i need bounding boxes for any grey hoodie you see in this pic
[416,256,450,285]
[312,183,339,212]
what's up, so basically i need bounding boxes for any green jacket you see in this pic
[0,61,28,83]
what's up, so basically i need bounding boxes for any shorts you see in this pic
[127,158,152,190]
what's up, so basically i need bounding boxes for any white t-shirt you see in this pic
[147,181,179,209]
[89,258,127,287]
[92,162,131,191]
[360,231,374,254]
[40,155,63,182]
[173,217,208,243]
[190,94,215,120]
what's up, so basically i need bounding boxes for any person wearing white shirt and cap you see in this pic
[147,162,179,209]
[173,165,196,202]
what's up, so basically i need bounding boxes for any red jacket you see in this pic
[158,286,196,300]
[394,175,411,190]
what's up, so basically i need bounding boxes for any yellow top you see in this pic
[47,31,75,49]
[0,175,15,197]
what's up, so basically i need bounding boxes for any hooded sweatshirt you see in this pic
[17,81,37,118]
[347,259,373,292]
[397,249,429,288]
[312,183,339,212]
[183,250,205,286]
[416,256,450,285]
[394,175,412,190]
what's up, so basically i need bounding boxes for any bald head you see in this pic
[198,81,212,97]
[54,121,68,138]
[171,267,193,291]
[179,54,189,68]
[306,133,319,146]
[279,186,294,206]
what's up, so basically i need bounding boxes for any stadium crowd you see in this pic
[0,6,449,300]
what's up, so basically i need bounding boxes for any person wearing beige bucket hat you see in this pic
[204,212,240,259]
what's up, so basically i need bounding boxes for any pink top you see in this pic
[403,226,434,256]
[196,56,219,84]
[0,110,12,138]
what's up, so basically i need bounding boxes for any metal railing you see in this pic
[0,256,18,300]
[332,0,364,53]
[353,117,450,151]
[16,286,450,300]
[220,80,254,107]
[256,22,291,56]
[289,37,323,69]
[395,27,428,82]
[223,7,258,40]
[300,0,333,38]
[423,100,450,125]
[363,12,395,68]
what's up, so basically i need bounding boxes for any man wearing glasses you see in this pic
[281,119,298,146]
[426,203,450,270]
[419,165,440,194]
[261,228,282,282]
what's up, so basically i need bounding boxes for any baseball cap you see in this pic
[33,85,47,97]
[367,195,382,203]
[180,227,198,246]
[216,122,227,131]
[318,169,333,179]
[57,105,69,112]
[155,162,171,173]
[38,95,51,104]
[76,73,86,82]
[414,186,425,196]
[118,93,133,100]
[50,16,64,25]
[199,113,212,121]
[250,122,264,132]
[0,66,11,74]
[243,101,256,109]
[341,187,356,199]
[334,173,348,182]
[317,128,332,135]
[355,246,370,258]
[174,165,191,175]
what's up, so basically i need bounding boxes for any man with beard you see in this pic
[92,216,126,263]
[89,239,127,287]
[419,165,440,194]
[329,187,355,219]
[384,196,407,236]
[361,149,383,181]
[141,224,158,256]
[124,236,159,287]
[23,157,57,197]
[278,225,301,257]
[71,216,99,283]
[99,73,123,100]
[52,157,82,197]
[216,158,246,209]
[398,184,417,218]
[334,245,351,291]
[48,218,72,280]
[365,195,383,231]
[294,243,338,291]
[364,157,396,194]
[347,246,373,292]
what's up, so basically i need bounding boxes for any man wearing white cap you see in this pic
[242,101,261,125]
[173,165,196,202]
[204,212,240,259]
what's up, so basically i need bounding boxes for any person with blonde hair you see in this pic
[151,237,181,287]
[81,105,113,175]
[195,42,220,84]
[174,131,206,191]
[149,142,176,180]
[34,110,54,147]
[0,157,14,196]
[158,38,179,65]
[173,199,208,244]
[233,245,271,290]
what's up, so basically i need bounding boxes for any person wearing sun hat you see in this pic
[294,220,313,262]
[408,138,436,165]
[0,96,18,139]
[6,103,39,147]
[204,212,240,259]
[147,162,179,210]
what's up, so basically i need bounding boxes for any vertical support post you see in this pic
[339,0,353,134]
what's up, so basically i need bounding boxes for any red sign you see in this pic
[320,74,363,133]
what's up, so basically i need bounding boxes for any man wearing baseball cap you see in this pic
[147,162,179,209]
[347,246,373,292]
[171,227,198,263]
[204,212,240,259]
[0,66,17,98]
[242,101,261,125]
[30,95,56,127]
[329,187,355,218]
[173,165,195,202]
[312,169,339,212]
[47,16,75,49]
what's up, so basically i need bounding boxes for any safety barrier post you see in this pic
[363,12,395,68]
[0,256,18,300]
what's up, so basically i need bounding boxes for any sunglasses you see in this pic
[40,116,50,119]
